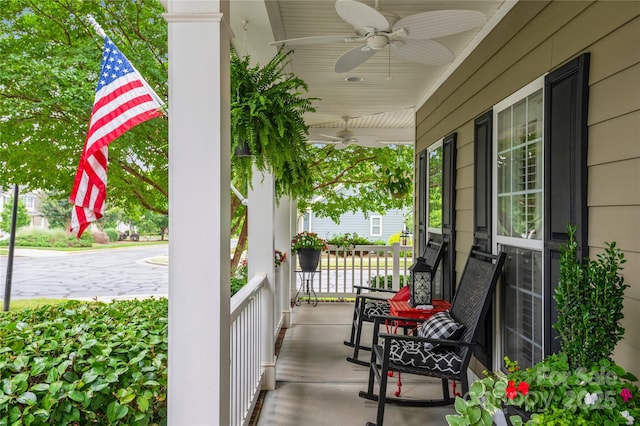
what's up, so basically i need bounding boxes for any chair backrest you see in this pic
[423,240,446,276]
[448,248,506,361]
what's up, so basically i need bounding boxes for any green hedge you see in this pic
[368,275,408,290]
[103,228,120,243]
[0,228,93,248]
[326,232,373,248]
[0,299,168,425]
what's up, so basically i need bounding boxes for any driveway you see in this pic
[0,245,168,300]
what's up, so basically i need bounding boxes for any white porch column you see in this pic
[275,196,293,328]
[290,203,299,304]
[164,1,231,424]
[248,167,276,390]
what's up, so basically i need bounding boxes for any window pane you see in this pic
[497,150,511,194]
[497,195,511,236]
[501,246,543,369]
[371,216,382,236]
[428,146,442,229]
[497,109,511,152]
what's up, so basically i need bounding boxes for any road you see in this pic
[0,245,168,300]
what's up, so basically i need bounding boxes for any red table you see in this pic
[389,299,451,320]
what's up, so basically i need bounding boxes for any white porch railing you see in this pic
[295,243,414,297]
[230,273,267,426]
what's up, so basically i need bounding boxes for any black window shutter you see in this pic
[473,110,493,367]
[442,132,457,301]
[543,53,590,355]
[474,111,493,252]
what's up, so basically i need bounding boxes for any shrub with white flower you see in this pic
[622,410,634,425]
[584,392,598,406]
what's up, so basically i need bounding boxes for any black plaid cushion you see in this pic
[388,340,462,375]
[363,301,390,318]
[417,311,463,350]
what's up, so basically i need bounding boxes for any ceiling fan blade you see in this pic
[391,39,454,66]
[376,140,414,145]
[308,139,340,145]
[270,35,361,46]
[335,0,390,31]
[393,10,486,40]
[354,138,387,148]
[319,133,344,141]
[335,45,378,73]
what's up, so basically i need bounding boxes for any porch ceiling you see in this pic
[230,0,507,142]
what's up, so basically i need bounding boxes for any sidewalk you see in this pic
[10,248,69,257]
[255,302,456,426]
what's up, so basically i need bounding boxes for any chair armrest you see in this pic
[370,314,427,325]
[353,285,398,294]
[369,314,424,346]
[355,294,394,303]
[379,332,476,349]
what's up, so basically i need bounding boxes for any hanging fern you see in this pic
[230,46,318,199]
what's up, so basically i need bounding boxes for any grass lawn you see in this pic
[0,239,167,255]
[67,239,168,251]
[1,297,69,312]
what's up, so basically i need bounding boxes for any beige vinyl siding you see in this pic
[589,111,640,165]
[415,0,640,375]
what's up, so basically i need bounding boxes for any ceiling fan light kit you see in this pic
[271,0,487,73]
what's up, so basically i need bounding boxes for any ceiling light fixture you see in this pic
[345,76,364,82]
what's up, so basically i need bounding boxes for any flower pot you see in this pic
[234,140,253,157]
[503,405,531,425]
[297,248,321,272]
[391,191,409,199]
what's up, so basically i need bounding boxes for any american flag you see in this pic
[69,36,164,238]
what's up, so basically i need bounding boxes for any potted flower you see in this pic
[379,165,412,199]
[274,249,287,268]
[291,231,327,272]
[448,355,640,426]
[446,225,638,425]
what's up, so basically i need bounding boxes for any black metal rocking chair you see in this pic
[344,240,445,366]
[358,248,506,426]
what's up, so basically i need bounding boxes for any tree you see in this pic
[0,0,169,215]
[0,197,31,233]
[0,2,414,270]
[39,192,72,229]
[138,211,169,240]
[301,143,413,222]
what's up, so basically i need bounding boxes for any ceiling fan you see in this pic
[309,116,405,149]
[270,0,486,73]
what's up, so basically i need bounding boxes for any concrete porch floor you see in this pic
[255,302,457,426]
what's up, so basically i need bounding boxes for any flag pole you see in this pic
[3,184,19,312]
[86,15,106,39]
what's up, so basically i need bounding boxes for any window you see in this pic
[22,196,36,211]
[496,89,543,242]
[370,215,382,237]
[427,141,443,234]
[493,78,544,368]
